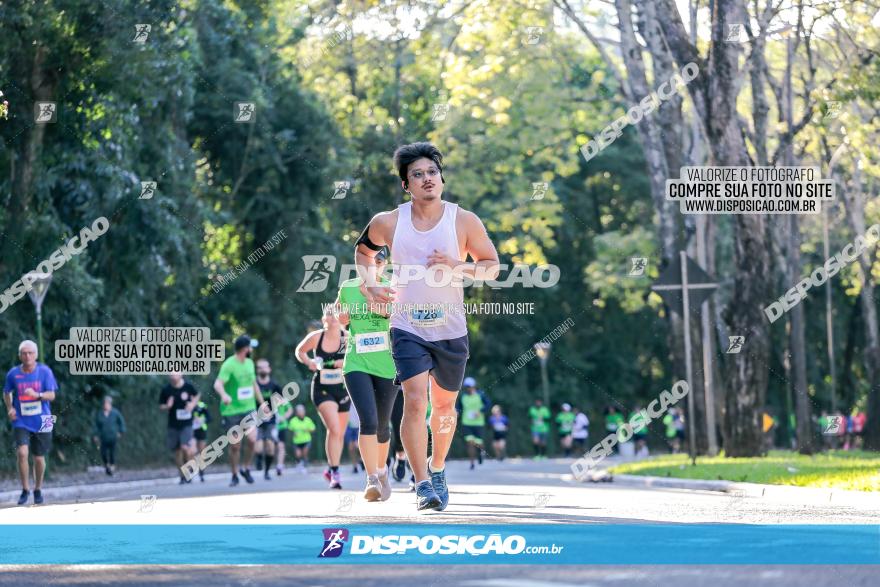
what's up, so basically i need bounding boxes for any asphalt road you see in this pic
[0,457,876,585]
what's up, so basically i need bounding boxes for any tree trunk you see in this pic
[838,157,880,449]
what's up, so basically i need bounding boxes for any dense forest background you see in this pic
[1,0,878,472]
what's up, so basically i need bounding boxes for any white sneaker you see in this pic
[377,468,392,501]
[364,474,381,501]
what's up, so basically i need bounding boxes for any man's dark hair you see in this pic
[393,142,445,187]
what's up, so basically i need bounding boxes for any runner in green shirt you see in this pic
[529,399,551,459]
[336,247,399,502]
[213,335,263,487]
[604,405,625,455]
[456,377,490,470]
[555,403,576,457]
[289,404,317,471]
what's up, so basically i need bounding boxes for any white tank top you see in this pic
[390,201,467,341]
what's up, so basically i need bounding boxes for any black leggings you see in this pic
[344,371,398,443]
[100,439,116,466]
[391,392,405,454]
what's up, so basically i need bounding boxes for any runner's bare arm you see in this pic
[39,390,56,401]
[294,330,321,370]
[212,378,231,404]
[355,211,396,302]
[3,391,15,420]
[333,294,350,326]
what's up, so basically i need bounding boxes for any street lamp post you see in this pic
[534,342,552,405]
[24,272,52,358]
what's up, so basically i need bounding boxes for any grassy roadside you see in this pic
[609,450,880,492]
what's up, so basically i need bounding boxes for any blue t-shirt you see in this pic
[4,364,58,433]
[489,414,509,432]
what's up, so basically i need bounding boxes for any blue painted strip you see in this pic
[0,525,876,565]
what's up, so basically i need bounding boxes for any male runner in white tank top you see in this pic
[354,142,499,511]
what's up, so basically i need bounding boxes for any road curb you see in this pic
[611,473,879,507]
[0,473,229,504]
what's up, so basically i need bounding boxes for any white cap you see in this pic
[463,377,476,388]
[562,403,571,411]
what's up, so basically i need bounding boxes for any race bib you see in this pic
[192,416,203,429]
[355,332,389,354]
[21,401,41,417]
[466,411,478,421]
[39,415,55,433]
[176,409,192,420]
[237,386,254,400]
[320,369,343,385]
[411,307,447,328]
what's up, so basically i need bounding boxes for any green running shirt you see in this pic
[338,278,396,379]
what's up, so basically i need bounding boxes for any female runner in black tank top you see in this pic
[294,312,350,489]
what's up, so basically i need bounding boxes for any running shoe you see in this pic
[364,474,381,501]
[469,462,475,470]
[415,480,441,511]
[409,474,416,492]
[428,459,449,511]
[330,471,342,490]
[229,475,240,487]
[323,468,332,483]
[393,458,407,482]
[276,467,283,477]
[239,468,255,484]
[17,490,29,505]
[263,471,271,481]
[33,490,43,505]
[478,450,483,465]
[199,471,205,482]
[352,465,359,474]
[377,468,392,501]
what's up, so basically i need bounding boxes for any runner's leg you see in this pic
[317,401,343,467]
[17,444,29,490]
[427,375,458,471]
[346,371,380,475]
[400,371,431,483]
[33,455,46,491]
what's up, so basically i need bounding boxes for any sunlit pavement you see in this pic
[0,457,875,524]
[0,457,877,586]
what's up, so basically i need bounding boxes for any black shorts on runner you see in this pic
[390,327,469,391]
[462,425,484,444]
[193,429,208,442]
[278,429,288,443]
[295,441,311,450]
[493,430,507,441]
[166,426,194,451]
[13,428,52,456]
[221,413,257,430]
[572,437,587,450]
[257,421,278,442]
[310,380,351,413]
